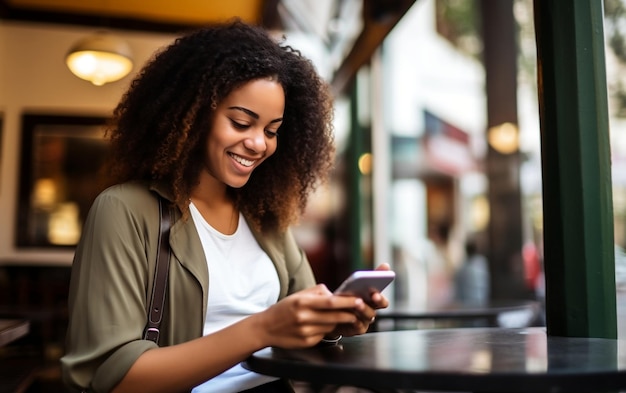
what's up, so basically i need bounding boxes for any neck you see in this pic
[190,191,238,236]
[191,170,229,206]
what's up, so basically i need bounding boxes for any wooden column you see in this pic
[481,0,526,300]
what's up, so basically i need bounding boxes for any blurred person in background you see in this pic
[454,238,490,307]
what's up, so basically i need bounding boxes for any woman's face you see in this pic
[204,78,285,189]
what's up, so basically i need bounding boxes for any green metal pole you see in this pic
[534,0,616,338]
[348,83,366,271]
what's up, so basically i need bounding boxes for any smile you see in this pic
[229,152,255,167]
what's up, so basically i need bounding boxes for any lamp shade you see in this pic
[66,32,133,86]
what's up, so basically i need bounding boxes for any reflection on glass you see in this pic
[17,114,111,248]
[32,178,57,210]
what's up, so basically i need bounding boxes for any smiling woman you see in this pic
[61,20,391,393]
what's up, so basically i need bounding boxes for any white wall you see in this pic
[0,21,175,265]
[384,0,486,140]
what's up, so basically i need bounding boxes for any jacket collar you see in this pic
[148,181,174,202]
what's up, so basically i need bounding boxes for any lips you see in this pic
[229,152,255,167]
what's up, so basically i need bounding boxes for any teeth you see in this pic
[230,153,254,167]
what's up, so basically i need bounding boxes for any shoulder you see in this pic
[89,182,159,224]
[97,181,154,200]
[94,182,156,208]
[78,182,161,258]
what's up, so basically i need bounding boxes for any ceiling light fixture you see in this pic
[66,32,134,86]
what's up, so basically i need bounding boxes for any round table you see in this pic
[244,327,626,392]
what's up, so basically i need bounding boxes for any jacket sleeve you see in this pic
[61,187,159,392]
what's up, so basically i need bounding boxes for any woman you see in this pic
[61,20,390,393]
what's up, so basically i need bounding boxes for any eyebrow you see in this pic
[228,106,283,124]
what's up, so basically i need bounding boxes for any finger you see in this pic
[291,291,368,312]
[294,306,361,326]
[348,316,373,334]
[305,302,359,320]
[318,310,360,325]
[348,304,376,323]
[313,294,365,311]
[300,284,333,296]
[369,292,386,306]
[375,263,391,271]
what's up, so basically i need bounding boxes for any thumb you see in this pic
[375,263,391,271]
[310,283,333,296]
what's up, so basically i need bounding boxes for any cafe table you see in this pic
[371,300,540,331]
[243,327,626,392]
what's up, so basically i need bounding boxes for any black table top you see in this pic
[243,327,626,392]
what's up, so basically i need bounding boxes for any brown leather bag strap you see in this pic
[143,195,172,344]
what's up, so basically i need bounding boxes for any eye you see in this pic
[265,129,279,138]
[229,119,249,130]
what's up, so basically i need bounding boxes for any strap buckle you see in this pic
[144,327,160,343]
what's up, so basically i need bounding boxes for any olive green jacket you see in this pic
[61,181,316,392]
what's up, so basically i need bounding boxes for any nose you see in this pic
[243,128,267,153]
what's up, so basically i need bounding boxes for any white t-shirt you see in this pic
[189,202,280,393]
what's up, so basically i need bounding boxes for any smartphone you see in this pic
[334,270,395,301]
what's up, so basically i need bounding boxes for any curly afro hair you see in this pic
[107,19,335,232]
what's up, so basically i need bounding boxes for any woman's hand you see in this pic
[329,263,392,338]
[255,284,364,349]
[254,264,392,349]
